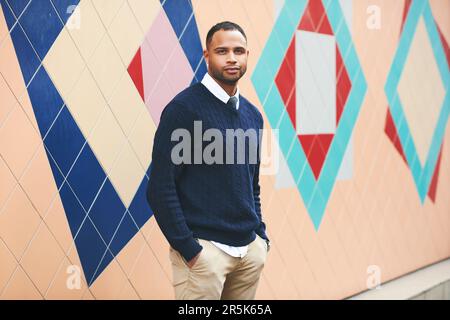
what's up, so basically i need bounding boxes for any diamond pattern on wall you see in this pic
[127,0,206,125]
[0,0,154,286]
[252,0,367,229]
[384,0,449,203]
[274,0,351,180]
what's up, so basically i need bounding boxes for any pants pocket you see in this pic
[169,248,189,286]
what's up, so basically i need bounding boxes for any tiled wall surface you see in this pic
[0,0,448,299]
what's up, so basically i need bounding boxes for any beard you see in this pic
[210,65,247,86]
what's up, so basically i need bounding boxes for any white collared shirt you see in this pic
[201,72,240,110]
[199,72,248,258]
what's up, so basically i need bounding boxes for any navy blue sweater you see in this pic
[147,83,268,261]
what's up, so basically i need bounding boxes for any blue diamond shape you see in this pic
[1,1,154,285]
[385,0,449,204]
[161,0,207,83]
[252,0,367,230]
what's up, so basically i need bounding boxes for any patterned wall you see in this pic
[0,0,448,299]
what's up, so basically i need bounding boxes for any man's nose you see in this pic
[227,52,237,63]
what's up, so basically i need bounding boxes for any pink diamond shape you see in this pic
[127,10,194,125]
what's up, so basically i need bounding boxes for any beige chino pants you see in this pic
[169,235,268,300]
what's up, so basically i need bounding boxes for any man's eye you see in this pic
[217,50,226,54]
[235,49,245,54]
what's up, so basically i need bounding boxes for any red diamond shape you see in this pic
[275,0,352,180]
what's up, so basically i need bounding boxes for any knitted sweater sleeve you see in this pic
[254,114,269,242]
[146,101,202,262]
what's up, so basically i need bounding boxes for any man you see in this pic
[147,21,270,300]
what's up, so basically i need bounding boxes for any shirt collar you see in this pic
[201,72,240,110]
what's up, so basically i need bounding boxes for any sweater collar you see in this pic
[201,72,240,110]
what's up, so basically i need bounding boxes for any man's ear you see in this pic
[203,49,209,65]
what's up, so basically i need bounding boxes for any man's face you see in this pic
[204,29,249,86]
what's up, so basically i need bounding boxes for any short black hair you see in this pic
[206,21,247,49]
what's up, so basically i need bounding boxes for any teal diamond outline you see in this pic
[384,0,449,203]
[252,0,367,229]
